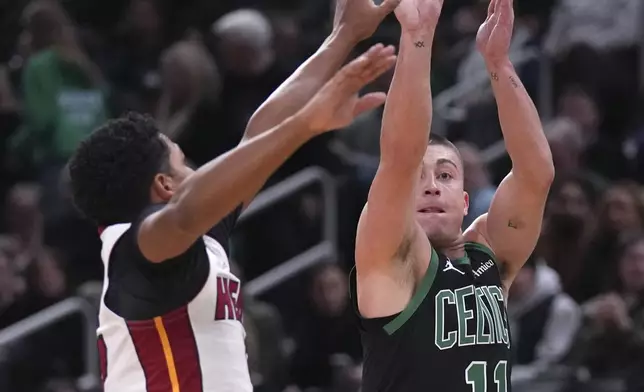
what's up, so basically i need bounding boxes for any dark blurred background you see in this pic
[0,0,643,391]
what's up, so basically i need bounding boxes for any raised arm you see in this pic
[465,0,554,284]
[139,45,397,262]
[356,0,443,269]
[239,0,399,207]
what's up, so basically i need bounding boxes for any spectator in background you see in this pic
[545,0,641,133]
[230,261,289,392]
[156,37,226,166]
[556,86,632,180]
[508,255,581,383]
[210,9,288,139]
[108,0,166,114]
[290,263,362,391]
[1,183,66,325]
[571,234,644,388]
[456,141,496,228]
[537,175,599,301]
[12,0,108,221]
[0,184,71,392]
[581,181,644,300]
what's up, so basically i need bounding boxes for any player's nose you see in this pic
[423,178,441,196]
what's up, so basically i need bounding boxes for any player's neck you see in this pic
[433,236,466,260]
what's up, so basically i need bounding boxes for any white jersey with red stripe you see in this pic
[96,205,251,392]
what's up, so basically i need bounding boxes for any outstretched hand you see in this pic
[476,0,514,66]
[395,0,444,34]
[297,44,397,133]
[333,0,402,42]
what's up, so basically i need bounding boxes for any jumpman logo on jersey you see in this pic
[443,259,465,275]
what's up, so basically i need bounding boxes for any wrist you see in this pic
[286,112,319,139]
[485,58,514,73]
[401,29,435,47]
[330,25,361,47]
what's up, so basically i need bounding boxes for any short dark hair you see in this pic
[428,135,462,165]
[69,113,170,226]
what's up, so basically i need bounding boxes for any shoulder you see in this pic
[463,214,495,256]
[113,204,203,265]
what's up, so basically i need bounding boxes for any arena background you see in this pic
[0,0,643,391]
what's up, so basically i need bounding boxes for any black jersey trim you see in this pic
[383,247,440,335]
[465,242,498,265]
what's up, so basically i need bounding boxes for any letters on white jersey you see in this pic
[96,224,252,392]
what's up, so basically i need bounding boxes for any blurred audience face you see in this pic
[619,238,644,294]
[600,183,643,235]
[455,142,489,192]
[6,184,42,244]
[22,0,71,52]
[546,118,584,175]
[211,9,275,77]
[547,179,593,237]
[557,87,600,141]
[311,264,348,317]
[160,40,221,109]
[125,0,161,40]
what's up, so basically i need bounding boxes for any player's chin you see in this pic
[417,213,459,241]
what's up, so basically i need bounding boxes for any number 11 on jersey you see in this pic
[465,360,508,392]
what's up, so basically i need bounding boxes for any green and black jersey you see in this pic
[350,242,512,392]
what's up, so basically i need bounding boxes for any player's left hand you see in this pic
[297,43,396,133]
[476,0,514,66]
[333,0,402,42]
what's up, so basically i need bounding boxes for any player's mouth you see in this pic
[418,207,445,214]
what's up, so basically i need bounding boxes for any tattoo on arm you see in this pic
[490,72,499,81]
[509,76,518,88]
[414,41,425,48]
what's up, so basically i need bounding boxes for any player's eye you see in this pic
[437,172,453,180]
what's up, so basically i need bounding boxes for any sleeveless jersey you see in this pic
[96,205,251,392]
[350,242,512,392]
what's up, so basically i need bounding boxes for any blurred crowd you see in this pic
[0,0,643,391]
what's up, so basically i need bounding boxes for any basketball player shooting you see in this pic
[351,0,554,391]
[67,0,399,390]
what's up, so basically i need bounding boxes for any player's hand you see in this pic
[333,0,402,42]
[297,44,396,133]
[395,0,444,34]
[476,0,514,66]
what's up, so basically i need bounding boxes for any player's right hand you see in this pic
[395,0,444,33]
[296,43,396,134]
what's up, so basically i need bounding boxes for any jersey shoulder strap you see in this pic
[349,247,441,335]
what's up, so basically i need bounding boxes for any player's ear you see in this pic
[151,173,175,201]
[463,191,470,216]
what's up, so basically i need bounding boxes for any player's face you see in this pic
[415,145,469,245]
[152,136,195,202]
[166,138,195,185]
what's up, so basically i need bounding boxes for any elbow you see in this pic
[513,157,555,192]
[539,151,556,188]
[528,164,555,192]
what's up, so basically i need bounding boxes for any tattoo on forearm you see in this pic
[414,41,425,48]
[490,72,499,81]
[507,220,519,229]
[509,76,519,88]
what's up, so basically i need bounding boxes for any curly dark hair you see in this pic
[69,113,170,226]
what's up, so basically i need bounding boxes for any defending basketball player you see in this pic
[351,0,554,391]
[67,0,399,390]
